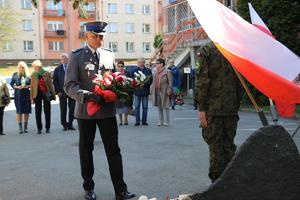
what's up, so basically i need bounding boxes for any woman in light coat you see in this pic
[0,77,11,135]
[151,58,173,126]
[30,60,56,134]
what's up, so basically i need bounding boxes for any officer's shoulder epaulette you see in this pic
[101,48,112,52]
[72,48,84,53]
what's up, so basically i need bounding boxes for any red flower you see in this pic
[132,79,137,89]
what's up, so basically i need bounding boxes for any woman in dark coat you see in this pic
[10,61,31,134]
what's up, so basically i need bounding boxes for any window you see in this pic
[142,5,150,15]
[23,41,33,51]
[108,23,118,33]
[48,41,64,51]
[126,42,134,52]
[47,21,63,31]
[80,22,86,32]
[21,0,32,9]
[108,3,117,13]
[2,41,13,52]
[125,4,134,14]
[46,0,62,10]
[84,2,95,11]
[143,42,151,52]
[225,0,232,7]
[81,41,87,47]
[23,20,33,31]
[142,24,150,33]
[125,23,134,33]
[109,42,118,52]
[0,0,8,8]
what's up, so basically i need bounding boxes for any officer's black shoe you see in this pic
[115,190,136,200]
[142,122,148,126]
[85,190,96,200]
[37,130,42,134]
[63,126,68,131]
[134,123,140,126]
[46,129,50,133]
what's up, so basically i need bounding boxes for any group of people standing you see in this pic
[0,55,76,135]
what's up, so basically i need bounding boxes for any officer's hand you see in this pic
[84,92,104,105]
[199,111,208,128]
[57,92,62,98]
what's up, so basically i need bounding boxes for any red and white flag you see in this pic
[248,3,296,118]
[187,0,300,103]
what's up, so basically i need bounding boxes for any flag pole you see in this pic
[268,99,278,124]
[231,67,269,126]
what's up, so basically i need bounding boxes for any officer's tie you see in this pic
[94,52,99,63]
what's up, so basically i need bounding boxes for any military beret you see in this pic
[84,21,108,35]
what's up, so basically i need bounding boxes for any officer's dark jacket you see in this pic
[64,46,115,119]
[195,43,243,116]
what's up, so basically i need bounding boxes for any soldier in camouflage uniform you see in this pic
[195,42,243,183]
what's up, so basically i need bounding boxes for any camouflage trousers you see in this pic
[202,116,239,182]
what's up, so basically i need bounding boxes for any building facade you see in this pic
[0,0,162,65]
[100,0,161,60]
[0,0,40,61]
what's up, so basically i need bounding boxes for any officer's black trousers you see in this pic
[77,117,127,193]
[34,92,51,131]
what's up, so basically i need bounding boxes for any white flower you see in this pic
[138,196,148,200]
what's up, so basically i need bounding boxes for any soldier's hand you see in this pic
[57,92,62,98]
[199,111,208,128]
[84,92,104,105]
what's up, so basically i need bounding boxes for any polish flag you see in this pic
[187,0,300,103]
[248,2,296,118]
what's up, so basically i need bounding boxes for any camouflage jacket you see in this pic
[195,43,243,116]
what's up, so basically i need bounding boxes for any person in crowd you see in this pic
[132,57,153,126]
[64,21,135,200]
[115,61,132,125]
[30,60,56,134]
[151,58,173,126]
[195,42,243,183]
[167,60,181,110]
[10,61,31,134]
[53,53,76,131]
[0,77,10,135]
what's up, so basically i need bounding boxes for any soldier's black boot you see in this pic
[24,122,28,133]
[18,123,23,134]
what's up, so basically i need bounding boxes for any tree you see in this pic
[0,8,20,44]
[236,0,300,106]
[31,0,88,9]
[153,33,163,48]
[237,0,300,56]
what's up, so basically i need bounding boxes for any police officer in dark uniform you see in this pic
[64,21,135,200]
[195,41,243,183]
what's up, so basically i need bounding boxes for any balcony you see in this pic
[45,30,66,38]
[44,9,65,17]
[79,31,85,38]
[79,10,96,19]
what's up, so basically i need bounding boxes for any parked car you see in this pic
[4,76,14,99]
[124,64,137,75]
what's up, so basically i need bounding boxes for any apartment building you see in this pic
[0,0,162,63]
[39,0,97,60]
[99,0,161,60]
[0,0,40,61]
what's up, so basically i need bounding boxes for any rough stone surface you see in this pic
[191,125,300,200]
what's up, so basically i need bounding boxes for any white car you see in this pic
[4,76,14,99]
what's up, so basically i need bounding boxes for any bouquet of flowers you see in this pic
[87,70,149,116]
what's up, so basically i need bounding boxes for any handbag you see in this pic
[1,94,9,106]
[44,92,54,101]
